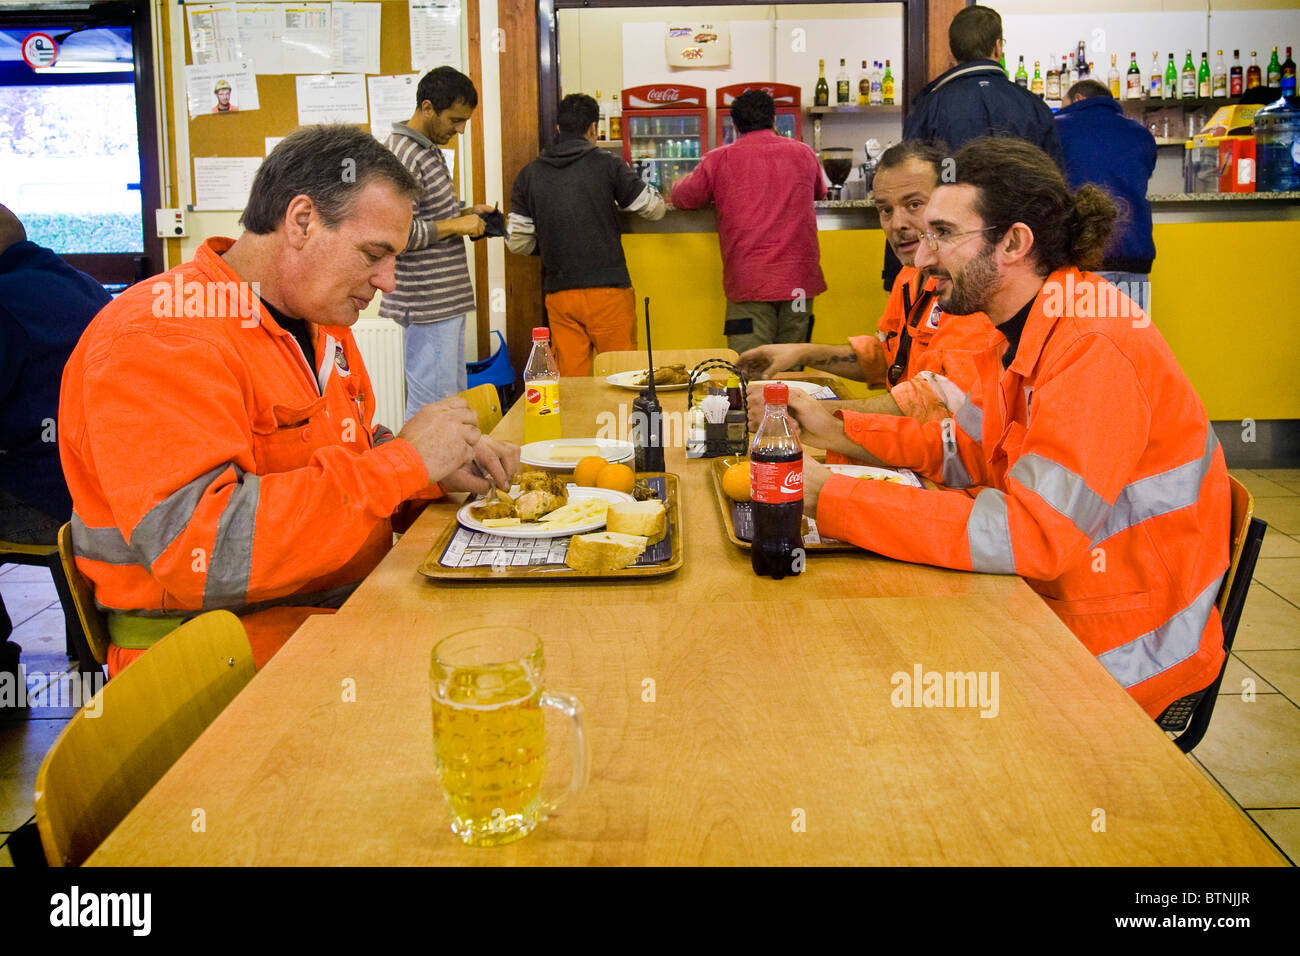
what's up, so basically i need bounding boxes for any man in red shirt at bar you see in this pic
[671,89,826,352]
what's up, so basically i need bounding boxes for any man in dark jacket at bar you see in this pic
[1055,79,1158,315]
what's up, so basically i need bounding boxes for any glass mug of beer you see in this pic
[429,627,588,847]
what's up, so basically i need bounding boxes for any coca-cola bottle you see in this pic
[750,383,804,579]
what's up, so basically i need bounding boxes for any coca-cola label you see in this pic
[752,459,803,504]
[647,88,680,101]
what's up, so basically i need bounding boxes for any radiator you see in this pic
[350,320,406,431]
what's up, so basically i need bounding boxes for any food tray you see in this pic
[418,473,683,581]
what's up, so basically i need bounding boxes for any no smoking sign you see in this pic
[21,32,59,69]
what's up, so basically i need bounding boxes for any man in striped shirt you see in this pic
[381,67,496,421]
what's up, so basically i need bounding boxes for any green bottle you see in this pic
[1165,52,1178,99]
[1197,51,1211,97]
[1267,46,1282,87]
[1000,50,1007,76]
[1180,49,1196,97]
[882,59,895,104]
[1015,55,1028,88]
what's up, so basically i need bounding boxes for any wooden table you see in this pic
[88,378,1285,866]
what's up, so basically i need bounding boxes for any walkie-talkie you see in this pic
[632,297,665,473]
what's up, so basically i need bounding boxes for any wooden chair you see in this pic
[55,523,111,668]
[0,536,97,672]
[591,348,741,377]
[459,382,503,433]
[1157,475,1267,753]
[33,609,254,866]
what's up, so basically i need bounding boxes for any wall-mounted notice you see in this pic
[281,2,333,74]
[665,23,730,69]
[234,2,284,75]
[331,2,381,74]
[367,73,419,140]
[265,136,286,155]
[186,59,260,118]
[296,73,369,125]
[410,0,461,73]
[194,156,263,210]
[187,2,241,65]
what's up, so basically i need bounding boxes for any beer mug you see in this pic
[429,627,588,847]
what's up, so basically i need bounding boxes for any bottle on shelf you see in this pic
[1149,51,1163,99]
[1000,49,1007,77]
[522,328,561,444]
[594,89,606,140]
[882,59,895,105]
[1247,50,1262,89]
[1126,52,1142,99]
[858,59,870,106]
[870,61,884,105]
[1230,50,1243,97]
[1212,50,1227,97]
[1197,51,1211,98]
[1166,52,1180,99]
[1077,40,1089,77]
[1031,60,1044,99]
[1068,52,1078,87]
[1283,47,1296,97]
[1045,57,1060,103]
[1181,50,1197,98]
[1267,46,1282,88]
[749,383,803,580]
[608,92,622,141]
[814,58,829,107]
[836,57,851,104]
[1108,53,1121,98]
[1015,54,1028,89]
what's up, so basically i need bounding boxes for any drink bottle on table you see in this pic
[523,327,561,443]
[750,383,804,580]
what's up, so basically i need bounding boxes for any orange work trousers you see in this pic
[545,286,638,377]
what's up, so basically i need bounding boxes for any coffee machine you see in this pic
[820,147,853,199]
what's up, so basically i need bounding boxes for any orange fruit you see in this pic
[721,461,751,502]
[595,462,636,495]
[573,455,608,487]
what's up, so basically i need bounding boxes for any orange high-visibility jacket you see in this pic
[58,238,433,667]
[818,268,1229,718]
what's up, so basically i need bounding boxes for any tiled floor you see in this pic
[2,470,1299,866]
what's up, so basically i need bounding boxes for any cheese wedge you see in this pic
[544,446,609,461]
[537,499,608,530]
[606,500,666,545]
[565,531,648,572]
[481,517,522,528]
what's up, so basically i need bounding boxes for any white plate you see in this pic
[457,485,636,539]
[605,369,693,391]
[750,379,828,396]
[519,438,634,469]
[826,464,923,488]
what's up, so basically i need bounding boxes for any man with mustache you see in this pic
[797,137,1229,723]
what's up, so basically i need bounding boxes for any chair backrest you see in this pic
[460,382,503,434]
[33,610,254,866]
[56,523,111,667]
[591,348,741,377]
[1217,475,1255,620]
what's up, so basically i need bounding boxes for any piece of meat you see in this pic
[515,489,566,522]
[470,498,516,521]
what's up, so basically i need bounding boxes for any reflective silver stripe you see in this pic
[954,397,983,442]
[940,418,972,489]
[1092,428,1220,546]
[204,473,261,607]
[131,464,230,566]
[96,581,361,617]
[1009,453,1111,541]
[1096,576,1223,688]
[967,488,1016,573]
[70,513,137,565]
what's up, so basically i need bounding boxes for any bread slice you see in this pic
[565,531,648,573]
[606,500,667,545]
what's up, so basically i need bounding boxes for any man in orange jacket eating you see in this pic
[797,137,1229,721]
[59,125,518,676]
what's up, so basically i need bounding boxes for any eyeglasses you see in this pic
[918,226,1000,251]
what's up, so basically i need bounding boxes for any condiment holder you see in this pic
[686,359,749,459]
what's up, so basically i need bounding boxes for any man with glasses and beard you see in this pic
[790,136,1229,724]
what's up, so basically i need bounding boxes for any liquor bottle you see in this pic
[869,61,884,105]
[1068,52,1078,86]
[1015,55,1028,89]
[814,59,829,107]
[608,92,622,141]
[749,383,803,580]
[1267,46,1281,88]
[595,89,606,140]
[1197,52,1211,98]
[1108,54,1121,98]
[1212,50,1227,97]
[1246,50,1262,89]
[522,328,561,444]
[1283,47,1296,97]
[1045,58,1060,103]
[1166,52,1180,99]
[1031,60,1044,98]
[882,59,895,105]
[836,57,851,104]
[858,59,870,106]
[1230,50,1243,96]
[1149,52,1163,99]
[1181,50,1197,98]
[1077,40,1089,77]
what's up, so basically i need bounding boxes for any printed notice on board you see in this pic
[367,73,418,139]
[296,73,368,124]
[194,156,263,210]
[281,2,333,74]
[187,2,241,65]
[331,2,381,74]
[409,0,461,72]
[185,60,260,118]
[234,2,284,75]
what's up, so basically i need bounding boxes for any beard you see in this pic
[930,242,1000,316]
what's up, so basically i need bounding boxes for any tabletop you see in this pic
[87,377,1286,866]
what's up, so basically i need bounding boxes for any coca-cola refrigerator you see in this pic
[715,82,803,147]
[621,84,710,196]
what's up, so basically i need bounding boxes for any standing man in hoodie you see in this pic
[507,93,665,376]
